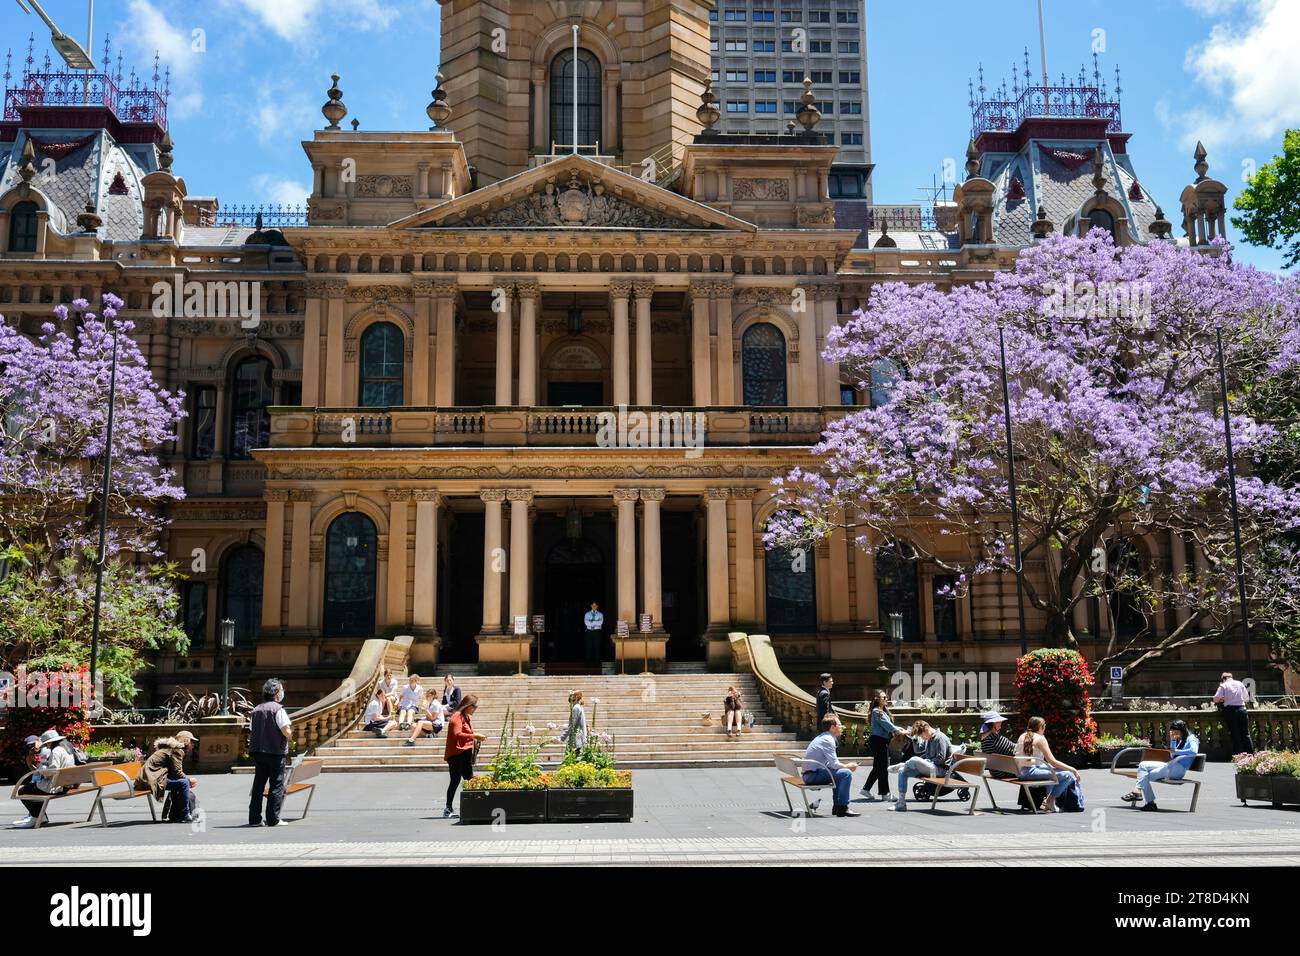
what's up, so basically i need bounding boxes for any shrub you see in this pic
[1013,648,1098,755]
[1,667,93,769]
[545,762,632,789]
[1233,751,1300,777]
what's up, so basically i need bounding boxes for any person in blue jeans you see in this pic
[801,714,860,817]
[1121,719,1200,812]
[1015,716,1080,812]
[861,691,905,800]
[893,720,954,811]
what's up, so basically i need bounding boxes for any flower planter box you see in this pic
[546,787,634,822]
[459,788,548,824]
[1235,774,1300,807]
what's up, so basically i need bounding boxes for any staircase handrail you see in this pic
[288,634,413,753]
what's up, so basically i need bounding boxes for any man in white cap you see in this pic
[11,729,76,829]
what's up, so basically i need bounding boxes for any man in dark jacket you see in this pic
[248,678,292,827]
[137,731,197,823]
[816,674,834,727]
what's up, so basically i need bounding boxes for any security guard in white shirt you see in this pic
[583,602,604,665]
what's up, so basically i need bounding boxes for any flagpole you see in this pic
[1037,0,1049,89]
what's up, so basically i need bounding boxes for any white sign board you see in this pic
[513,615,528,636]
[639,614,653,634]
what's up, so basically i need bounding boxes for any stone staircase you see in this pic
[313,673,801,771]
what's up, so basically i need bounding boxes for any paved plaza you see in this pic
[4,763,1298,866]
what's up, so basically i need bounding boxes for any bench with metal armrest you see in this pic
[1109,747,1206,812]
[774,752,871,817]
[8,763,111,829]
[911,755,987,814]
[263,758,323,821]
[978,752,1059,813]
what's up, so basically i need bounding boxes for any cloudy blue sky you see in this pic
[2,0,1297,271]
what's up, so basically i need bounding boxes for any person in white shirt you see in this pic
[397,674,425,731]
[1213,672,1255,755]
[583,602,605,666]
[363,687,398,738]
[12,730,74,829]
[379,669,399,711]
[405,695,446,746]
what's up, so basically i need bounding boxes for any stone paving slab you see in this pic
[3,764,1297,865]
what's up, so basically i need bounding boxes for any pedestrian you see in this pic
[248,678,292,827]
[816,673,833,727]
[860,690,904,800]
[443,694,487,818]
[723,685,744,737]
[1015,716,1080,813]
[1120,719,1200,812]
[583,601,605,666]
[800,714,860,817]
[892,719,955,812]
[397,674,425,730]
[11,730,75,829]
[560,690,588,751]
[1213,672,1255,755]
[363,687,398,738]
[137,731,198,823]
[442,674,462,712]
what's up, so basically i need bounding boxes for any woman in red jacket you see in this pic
[444,695,486,818]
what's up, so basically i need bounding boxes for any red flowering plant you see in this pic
[0,666,93,774]
[1013,648,1098,757]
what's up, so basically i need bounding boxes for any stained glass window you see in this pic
[742,323,787,406]
[220,546,262,645]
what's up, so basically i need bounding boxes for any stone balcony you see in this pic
[267,405,847,449]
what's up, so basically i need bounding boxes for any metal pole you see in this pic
[88,318,118,699]
[1037,0,1049,90]
[1216,328,1255,687]
[221,647,231,716]
[998,325,1029,655]
[572,24,579,154]
[85,0,93,104]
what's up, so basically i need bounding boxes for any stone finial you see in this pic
[77,194,103,233]
[965,139,980,180]
[1149,207,1173,241]
[1031,204,1055,240]
[18,137,36,183]
[158,131,174,172]
[427,72,451,129]
[1091,146,1107,195]
[322,73,347,130]
[785,119,797,135]
[796,76,821,131]
[351,119,360,131]
[696,76,720,130]
[872,219,897,248]
[1193,140,1209,182]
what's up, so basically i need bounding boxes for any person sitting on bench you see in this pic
[801,713,860,817]
[363,687,399,738]
[1120,719,1200,812]
[893,720,953,812]
[11,733,55,829]
[137,731,198,823]
[1015,716,1079,813]
[405,694,446,746]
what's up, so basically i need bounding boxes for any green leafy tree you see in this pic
[1233,129,1300,269]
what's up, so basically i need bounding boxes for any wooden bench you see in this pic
[8,763,110,829]
[82,761,166,826]
[263,758,323,821]
[912,755,986,814]
[775,753,837,817]
[979,752,1057,814]
[1109,747,1206,812]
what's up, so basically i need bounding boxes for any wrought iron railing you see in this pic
[208,204,309,228]
[971,84,1121,139]
[4,68,167,127]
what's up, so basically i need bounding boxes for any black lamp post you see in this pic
[88,318,119,698]
[889,612,904,694]
[219,618,235,715]
[997,324,1029,655]
[1215,328,1255,688]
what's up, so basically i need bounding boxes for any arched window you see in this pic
[764,515,816,632]
[869,358,903,408]
[876,543,921,641]
[229,357,273,460]
[742,323,787,406]
[324,513,377,637]
[359,322,403,407]
[550,48,602,151]
[1106,539,1146,638]
[8,201,39,253]
[221,546,263,645]
[1087,209,1115,239]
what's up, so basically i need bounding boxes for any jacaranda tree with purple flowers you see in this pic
[768,232,1300,681]
[0,294,188,701]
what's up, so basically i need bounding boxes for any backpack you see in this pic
[71,745,90,766]
[1056,776,1085,812]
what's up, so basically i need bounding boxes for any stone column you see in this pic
[796,289,819,406]
[633,279,656,406]
[494,286,513,406]
[261,490,288,634]
[508,489,534,624]
[1169,529,1191,629]
[713,280,734,405]
[433,280,457,406]
[479,489,506,635]
[816,287,841,406]
[531,68,547,150]
[286,490,314,632]
[301,288,323,406]
[1194,543,1212,632]
[610,278,632,406]
[640,488,666,628]
[516,279,540,407]
[1072,573,1090,636]
[689,279,712,406]
[412,491,441,637]
[411,283,432,405]
[386,490,412,629]
[324,290,346,406]
[705,488,731,633]
[615,488,639,628]
[731,488,757,625]
[854,536,878,628]
[828,508,851,626]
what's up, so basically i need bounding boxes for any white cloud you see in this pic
[120,1,206,119]
[251,173,311,207]
[223,0,398,44]
[1172,0,1300,152]
[248,82,317,145]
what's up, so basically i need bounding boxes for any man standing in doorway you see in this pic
[584,601,605,666]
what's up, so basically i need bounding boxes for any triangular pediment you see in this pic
[390,154,755,232]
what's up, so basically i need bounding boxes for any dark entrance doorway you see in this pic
[535,510,614,672]
[661,510,704,660]
[547,381,603,406]
[444,511,484,664]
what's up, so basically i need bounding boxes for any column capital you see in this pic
[709,277,735,298]
[413,489,443,504]
[688,277,713,299]
[613,487,640,503]
[706,487,731,501]
[431,278,458,297]
[480,489,508,502]
[632,279,656,300]
[514,277,541,299]
[608,277,634,299]
[288,489,315,502]
[264,489,290,502]
[385,488,414,502]
[303,279,347,298]
[639,487,667,502]
[729,487,758,500]
[506,488,535,504]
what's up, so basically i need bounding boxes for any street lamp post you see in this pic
[87,318,119,698]
[13,1,97,70]
[997,324,1029,655]
[219,619,235,715]
[1215,328,1255,688]
[889,612,904,695]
